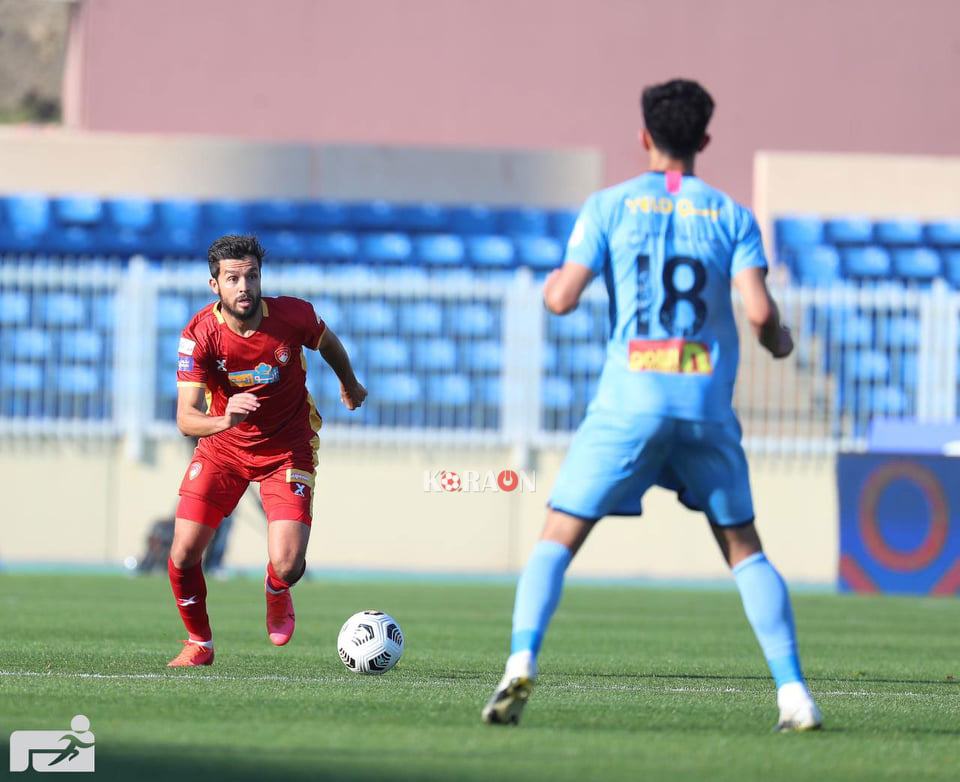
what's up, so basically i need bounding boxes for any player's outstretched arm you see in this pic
[733,267,793,359]
[543,262,594,315]
[175,384,259,436]
[318,328,367,410]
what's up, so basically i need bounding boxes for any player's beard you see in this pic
[220,292,261,322]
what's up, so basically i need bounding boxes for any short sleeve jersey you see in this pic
[565,171,768,421]
[176,296,326,454]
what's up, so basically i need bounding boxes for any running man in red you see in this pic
[167,234,366,667]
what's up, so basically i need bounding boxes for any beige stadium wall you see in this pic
[62,0,960,207]
[0,441,836,584]
[754,151,960,260]
[0,128,601,206]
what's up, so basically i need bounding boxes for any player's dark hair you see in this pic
[207,234,265,279]
[641,79,715,161]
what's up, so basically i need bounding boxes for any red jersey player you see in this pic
[166,234,366,667]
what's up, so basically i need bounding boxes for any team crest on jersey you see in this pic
[227,362,279,388]
[275,345,291,366]
[188,462,203,481]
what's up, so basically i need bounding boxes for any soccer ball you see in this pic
[337,610,404,674]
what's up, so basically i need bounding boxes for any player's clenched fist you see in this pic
[224,392,260,426]
[340,381,367,410]
[769,325,794,359]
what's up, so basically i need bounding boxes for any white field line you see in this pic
[0,670,948,698]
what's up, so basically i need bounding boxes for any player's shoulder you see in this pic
[183,302,218,335]
[264,295,315,327]
[691,178,755,227]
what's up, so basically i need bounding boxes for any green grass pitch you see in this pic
[1,573,957,781]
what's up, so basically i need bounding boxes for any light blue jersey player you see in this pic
[483,79,822,733]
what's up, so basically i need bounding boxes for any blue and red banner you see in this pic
[837,453,960,595]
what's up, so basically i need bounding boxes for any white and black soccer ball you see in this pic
[337,610,404,674]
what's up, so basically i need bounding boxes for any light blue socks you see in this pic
[732,551,805,687]
[510,541,573,656]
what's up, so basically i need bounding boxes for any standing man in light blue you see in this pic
[482,79,822,732]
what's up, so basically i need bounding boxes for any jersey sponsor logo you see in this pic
[624,196,719,221]
[178,356,194,372]
[227,362,279,388]
[216,358,227,372]
[627,338,713,375]
[188,462,203,481]
[291,482,307,497]
[178,337,197,355]
[285,468,315,487]
[275,345,291,366]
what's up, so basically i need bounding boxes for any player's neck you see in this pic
[647,150,695,175]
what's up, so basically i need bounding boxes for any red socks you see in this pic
[266,560,305,592]
[168,558,212,642]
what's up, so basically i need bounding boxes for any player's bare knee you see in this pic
[169,543,204,569]
[270,556,304,584]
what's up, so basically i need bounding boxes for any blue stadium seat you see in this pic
[48,226,98,254]
[360,232,413,264]
[301,201,349,230]
[399,302,443,335]
[373,373,420,404]
[924,220,960,247]
[548,309,594,339]
[842,246,891,279]
[92,294,117,330]
[824,217,873,245]
[349,200,398,230]
[847,350,890,382]
[5,328,52,359]
[4,193,50,235]
[309,231,359,262]
[874,218,923,246]
[251,199,301,229]
[474,377,501,406]
[541,343,558,372]
[57,366,99,394]
[53,194,103,226]
[414,234,465,266]
[413,338,457,371]
[157,295,191,330]
[396,203,448,232]
[542,376,575,408]
[312,298,343,330]
[943,250,960,288]
[0,292,30,325]
[448,303,495,337]
[202,199,249,232]
[566,344,606,373]
[350,301,396,332]
[830,312,872,346]
[60,330,103,361]
[325,264,377,284]
[449,205,496,235]
[794,245,841,285]
[516,236,562,271]
[549,209,579,243]
[379,267,429,283]
[868,386,909,416]
[467,236,514,268]
[154,199,202,255]
[877,316,920,348]
[259,230,307,260]
[106,197,154,231]
[366,338,410,370]
[2,363,43,391]
[499,207,549,237]
[897,353,918,387]
[892,247,941,281]
[462,340,502,371]
[774,216,824,251]
[41,293,85,325]
[427,374,471,405]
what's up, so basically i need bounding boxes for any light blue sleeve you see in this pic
[564,194,608,274]
[731,208,769,277]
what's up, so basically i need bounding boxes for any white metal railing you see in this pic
[1,257,957,458]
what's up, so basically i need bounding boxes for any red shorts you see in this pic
[176,444,317,529]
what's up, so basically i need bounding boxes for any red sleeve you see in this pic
[176,319,210,388]
[301,300,327,351]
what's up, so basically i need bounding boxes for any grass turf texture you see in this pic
[1,574,957,782]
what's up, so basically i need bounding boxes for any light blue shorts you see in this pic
[548,409,755,527]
